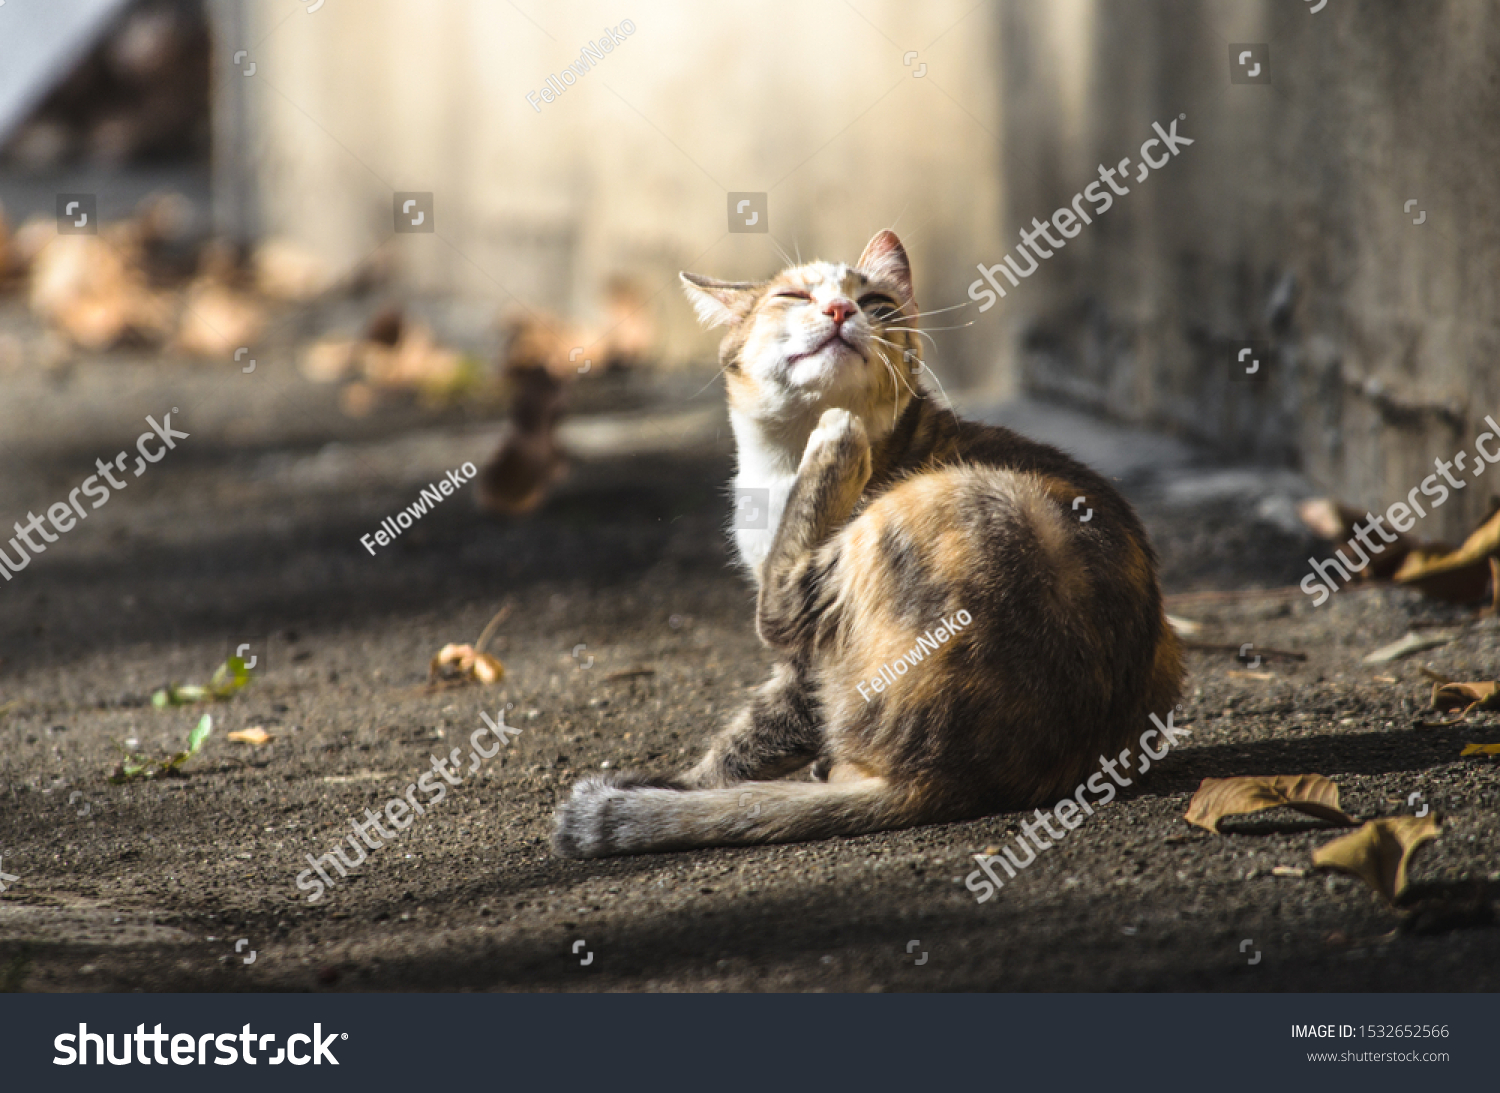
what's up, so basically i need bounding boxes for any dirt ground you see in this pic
[0,310,1497,993]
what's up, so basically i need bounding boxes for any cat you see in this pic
[551,230,1183,858]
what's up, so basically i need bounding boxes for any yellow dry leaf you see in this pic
[1184,774,1356,834]
[300,337,363,383]
[254,237,331,301]
[1433,680,1499,711]
[175,279,266,358]
[1311,816,1442,903]
[1296,497,1350,541]
[338,381,379,418]
[427,643,505,687]
[29,232,176,349]
[472,652,503,683]
[1394,508,1500,603]
[426,604,511,688]
[1422,680,1500,727]
[227,727,275,746]
[1460,742,1500,757]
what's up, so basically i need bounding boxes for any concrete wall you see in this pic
[226,0,1500,539]
[994,0,1500,540]
[227,0,1006,377]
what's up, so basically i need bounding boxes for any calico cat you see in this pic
[551,230,1182,858]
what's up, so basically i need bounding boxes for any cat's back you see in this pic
[825,404,1169,668]
[872,406,1156,570]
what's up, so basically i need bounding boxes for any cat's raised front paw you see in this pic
[803,408,868,468]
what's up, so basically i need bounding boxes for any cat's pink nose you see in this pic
[823,298,856,326]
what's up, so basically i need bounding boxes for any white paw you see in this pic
[803,408,865,465]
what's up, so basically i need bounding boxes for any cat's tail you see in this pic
[551,774,919,859]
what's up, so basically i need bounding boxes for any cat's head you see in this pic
[680,231,922,434]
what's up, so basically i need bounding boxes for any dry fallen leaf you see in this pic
[338,380,380,418]
[428,643,504,685]
[1422,680,1500,727]
[1460,742,1500,757]
[1361,630,1456,665]
[1296,497,1352,542]
[1311,815,1442,903]
[1184,774,1356,834]
[175,277,266,358]
[426,603,512,688]
[29,233,175,349]
[301,337,363,383]
[1297,497,1425,581]
[1394,508,1500,603]
[254,237,331,301]
[1227,669,1275,681]
[227,726,275,746]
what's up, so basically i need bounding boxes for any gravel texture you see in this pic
[0,335,1496,993]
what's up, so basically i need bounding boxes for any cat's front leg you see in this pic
[677,662,822,788]
[756,408,870,647]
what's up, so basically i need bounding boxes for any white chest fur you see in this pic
[728,409,805,580]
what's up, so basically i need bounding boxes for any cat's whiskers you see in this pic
[869,334,922,405]
[888,320,978,335]
[883,326,939,350]
[891,300,977,322]
[876,353,903,428]
[873,329,956,410]
[916,354,955,410]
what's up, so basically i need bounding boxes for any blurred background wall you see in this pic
[214,0,1007,379]
[998,0,1500,541]
[3,0,1498,540]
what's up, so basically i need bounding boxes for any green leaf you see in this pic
[186,714,212,756]
[107,715,213,782]
[152,682,210,707]
[108,752,155,784]
[209,657,253,699]
[152,659,252,708]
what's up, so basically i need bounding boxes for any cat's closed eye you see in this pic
[772,290,811,302]
[858,293,901,322]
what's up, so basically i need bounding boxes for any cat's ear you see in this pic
[680,272,760,328]
[856,230,914,304]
